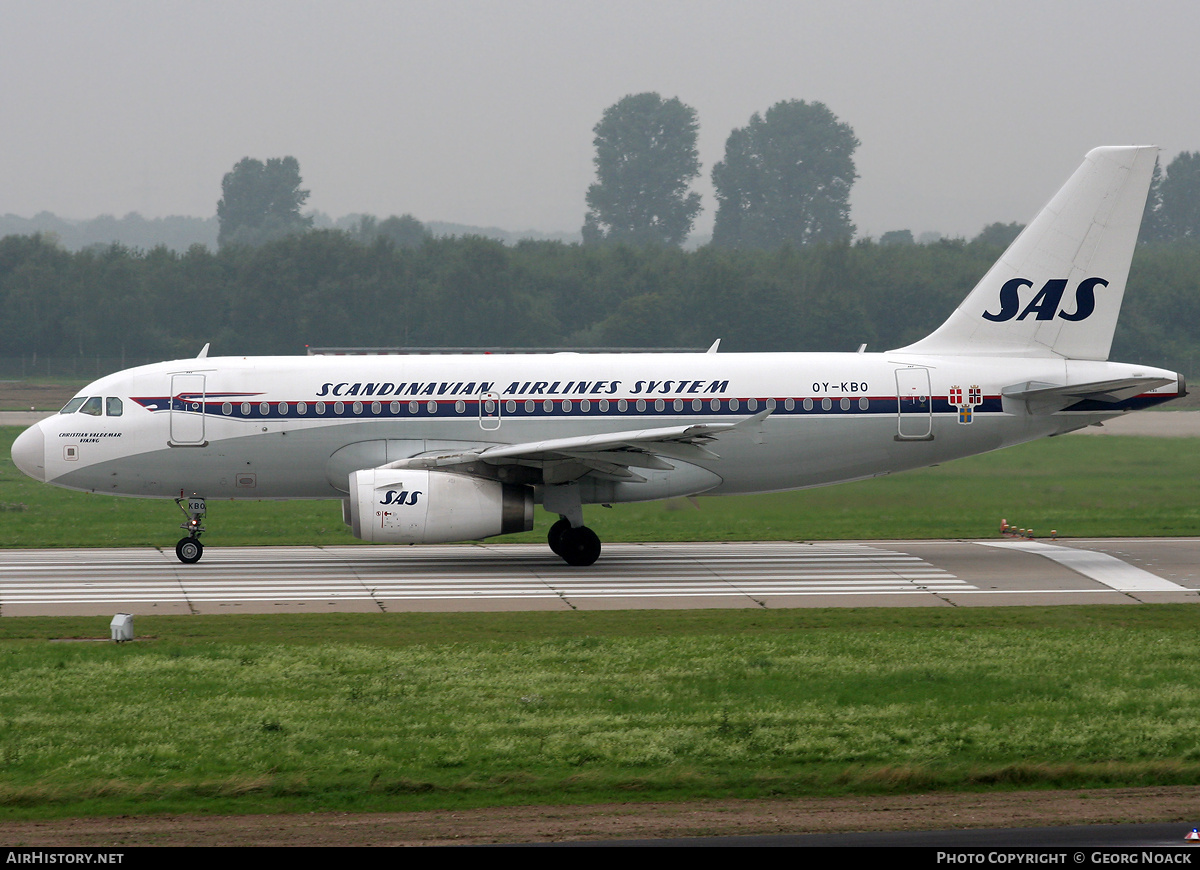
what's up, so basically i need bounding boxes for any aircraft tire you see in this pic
[176,536,204,564]
[558,526,601,567]
[547,518,571,556]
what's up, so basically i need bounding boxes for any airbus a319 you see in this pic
[11,147,1184,566]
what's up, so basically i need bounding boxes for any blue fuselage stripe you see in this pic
[137,395,1026,421]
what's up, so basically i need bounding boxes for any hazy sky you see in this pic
[5,0,1200,240]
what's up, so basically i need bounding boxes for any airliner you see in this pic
[10,146,1184,566]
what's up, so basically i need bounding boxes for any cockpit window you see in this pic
[60,396,123,415]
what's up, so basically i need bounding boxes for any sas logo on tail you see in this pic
[983,278,1107,322]
[380,490,423,506]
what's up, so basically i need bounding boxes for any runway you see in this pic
[1,538,1196,616]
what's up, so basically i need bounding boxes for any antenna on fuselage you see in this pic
[197,343,210,359]
[706,339,721,354]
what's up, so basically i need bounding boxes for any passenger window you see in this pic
[106,397,123,417]
[80,397,103,416]
[60,397,86,414]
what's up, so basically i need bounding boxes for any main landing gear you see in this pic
[542,483,601,566]
[547,517,602,566]
[174,496,206,564]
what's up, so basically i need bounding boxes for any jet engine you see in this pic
[347,468,533,544]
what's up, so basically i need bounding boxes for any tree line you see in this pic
[579,94,1200,249]
[5,91,1200,379]
[211,94,1200,254]
[1,230,1197,376]
[205,96,859,253]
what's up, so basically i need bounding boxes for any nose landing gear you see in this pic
[174,496,206,564]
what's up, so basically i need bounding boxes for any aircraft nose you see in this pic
[11,423,46,482]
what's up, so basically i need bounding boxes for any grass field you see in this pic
[3,426,1200,549]
[3,424,1200,821]
[0,606,1198,819]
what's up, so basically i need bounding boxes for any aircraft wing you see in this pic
[1002,377,1174,415]
[383,410,771,484]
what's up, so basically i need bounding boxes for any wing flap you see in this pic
[383,410,770,483]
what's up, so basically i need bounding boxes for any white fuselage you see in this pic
[9,146,1181,567]
[16,350,1182,505]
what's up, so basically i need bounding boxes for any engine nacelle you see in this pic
[348,468,533,544]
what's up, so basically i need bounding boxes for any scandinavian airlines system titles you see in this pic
[315,378,733,397]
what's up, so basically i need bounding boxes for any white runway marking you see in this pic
[978,540,1190,592]
[1,540,1193,614]
[0,543,970,608]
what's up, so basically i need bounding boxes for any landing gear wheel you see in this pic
[176,536,204,564]
[547,518,572,556]
[557,525,601,567]
[174,496,206,564]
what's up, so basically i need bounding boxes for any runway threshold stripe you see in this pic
[0,577,961,593]
[0,542,986,609]
[6,578,964,590]
[3,588,1163,603]
[0,588,1140,604]
[0,565,954,575]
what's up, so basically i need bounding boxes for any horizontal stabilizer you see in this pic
[1001,377,1173,415]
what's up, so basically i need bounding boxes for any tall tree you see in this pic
[711,100,859,249]
[582,93,702,247]
[217,156,313,248]
[1155,151,1200,241]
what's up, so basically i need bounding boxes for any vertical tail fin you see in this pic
[895,146,1158,360]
